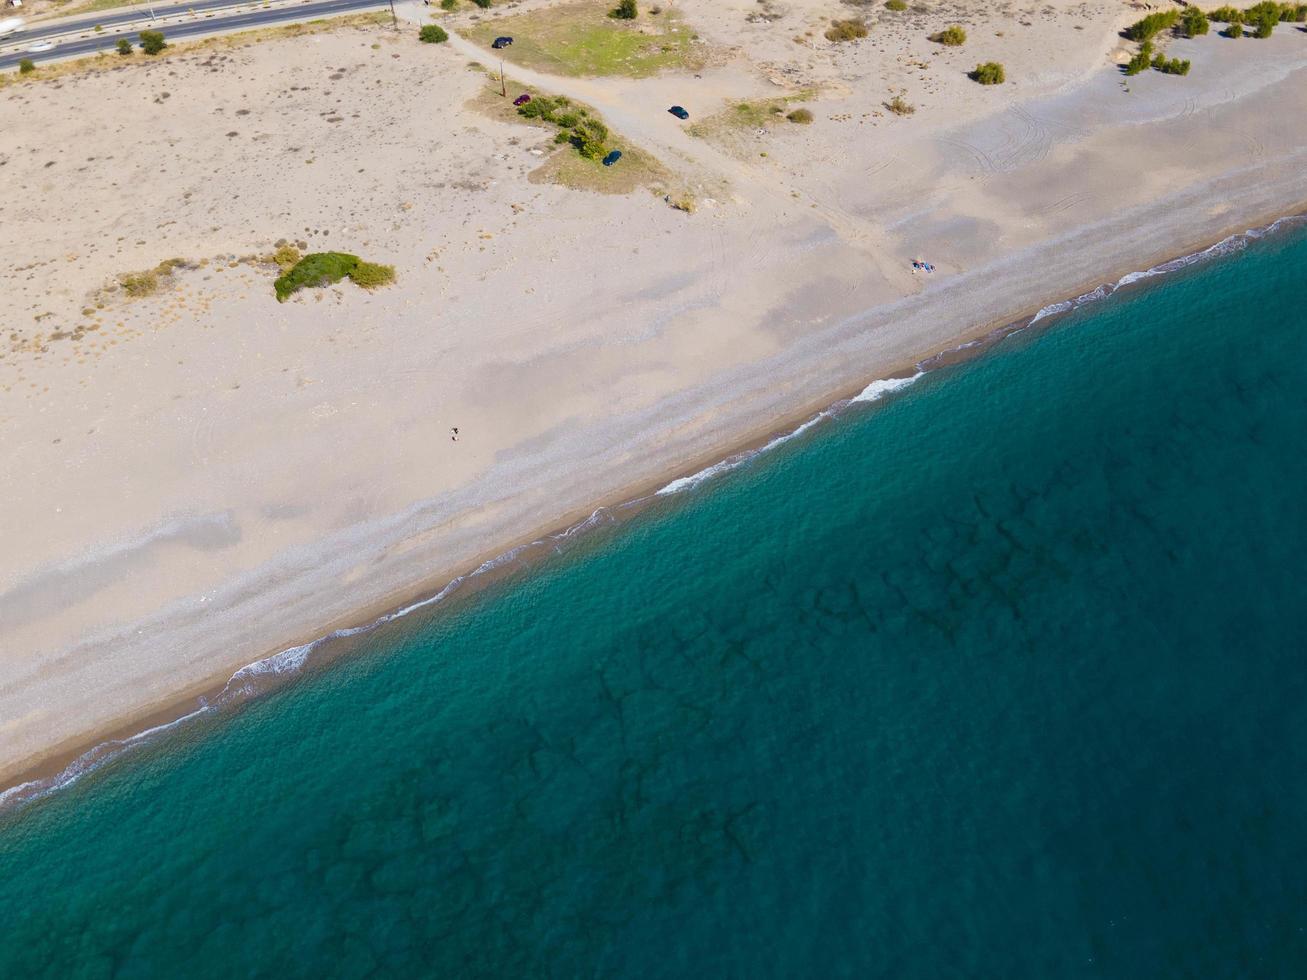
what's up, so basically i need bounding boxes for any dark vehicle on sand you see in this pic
[602,150,622,166]
[668,105,689,120]
[513,93,531,106]
[492,36,513,48]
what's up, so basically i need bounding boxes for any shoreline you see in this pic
[5,206,1303,816]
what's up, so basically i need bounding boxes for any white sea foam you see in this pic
[656,412,831,496]
[849,371,924,405]
[1029,284,1111,325]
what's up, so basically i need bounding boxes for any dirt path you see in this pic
[411,10,917,292]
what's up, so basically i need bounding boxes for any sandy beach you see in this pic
[2,0,1306,791]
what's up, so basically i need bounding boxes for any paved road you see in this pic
[9,0,288,43]
[1,0,387,69]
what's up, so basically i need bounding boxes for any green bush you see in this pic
[419,24,448,42]
[273,252,397,300]
[969,61,1005,84]
[885,0,907,9]
[116,37,134,55]
[1223,18,1243,35]
[610,0,637,18]
[1155,55,1191,74]
[1124,40,1154,74]
[275,252,356,301]
[1207,5,1240,21]
[469,0,490,7]
[786,107,814,123]
[929,25,967,45]
[519,95,568,122]
[139,30,167,55]
[440,0,457,7]
[1124,9,1179,40]
[18,58,35,74]
[1181,6,1209,35]
[825,18,869,41]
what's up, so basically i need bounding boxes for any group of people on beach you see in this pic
[912,260,936,273]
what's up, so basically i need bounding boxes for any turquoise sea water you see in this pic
[3,225,1307,977]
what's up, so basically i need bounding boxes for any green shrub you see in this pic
[1207,5,1240,21]
[469,0,490,7]
[1155,55,1191,74]
[885,0,907,9]
[18,58,35,74]
[825,18,869,41]
[610,0,637,18]
[419,24,448,42]
[349,261,396,290]
[1124,40,1154,74]
[969,61,1005,84]
[1124,9,1179,40]
[929,25,967,45]
[1181,6,1210,35]
[275,252,357,301]
[786,107,814,123]
[1240,0,1278,33]
[1223,18,1243,35]
[519,94,568,122]
[440,0,456,7]
[139,30,167,55]
[116,37,134,55]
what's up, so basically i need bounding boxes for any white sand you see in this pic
[2,2,1306,785]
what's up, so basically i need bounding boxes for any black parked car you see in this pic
[492,36,513,48]
[668,105,689,120]
[602,150,622,167]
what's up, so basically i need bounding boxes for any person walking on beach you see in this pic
[451,427,459,442]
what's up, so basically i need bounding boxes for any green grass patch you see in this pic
[465,0,706,77]
[419,24,448,42]
[274,252,396,302]
[686,92,816,148]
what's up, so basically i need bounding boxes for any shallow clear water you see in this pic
[3,227,1307,978]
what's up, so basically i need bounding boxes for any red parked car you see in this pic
[513,93,531,107]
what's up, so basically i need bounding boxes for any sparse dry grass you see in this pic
[886,94,916,115]
[464,0,708,77]
[113,257,193,300]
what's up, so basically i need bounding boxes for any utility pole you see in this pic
[388,0,397,29]
[499,57,506,97]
